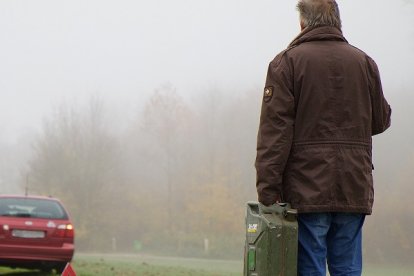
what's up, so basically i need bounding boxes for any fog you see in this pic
[1,0,413,266]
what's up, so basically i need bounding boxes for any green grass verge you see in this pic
[1,254,414,275]
[74,260,237,276]
[360,264,414,276]
[0,254,241,276]
[73,254,241,276]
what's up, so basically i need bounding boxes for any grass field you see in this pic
[0,253,413,275]
[72,253,241,276]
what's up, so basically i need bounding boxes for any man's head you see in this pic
[297,0,342,31]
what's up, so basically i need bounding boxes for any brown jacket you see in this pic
[255,26,391,214]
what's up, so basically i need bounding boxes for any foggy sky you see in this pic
[0,0,413,142]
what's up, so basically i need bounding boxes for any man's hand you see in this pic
[260,194,282,206]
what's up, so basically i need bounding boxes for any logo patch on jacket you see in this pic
[263,86,274,103]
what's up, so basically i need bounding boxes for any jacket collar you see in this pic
[288,26,348,48]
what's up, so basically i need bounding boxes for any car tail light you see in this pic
[55,224,74,238]
[0,224,8,235]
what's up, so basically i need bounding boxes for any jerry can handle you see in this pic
[259,202,290,215]
[286,208,298,217]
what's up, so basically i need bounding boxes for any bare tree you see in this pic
[140,84,192,234]
[28,98,126,250]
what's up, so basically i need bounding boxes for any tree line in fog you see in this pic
[25,85,258,258]
[0,84,413,263]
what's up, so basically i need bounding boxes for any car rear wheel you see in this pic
[54,262,67,274]
[40,265,53,273]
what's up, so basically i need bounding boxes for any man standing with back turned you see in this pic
[255,0,391,275]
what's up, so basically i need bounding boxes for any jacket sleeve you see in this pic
[255,55,295,206]
[367,57,391,135]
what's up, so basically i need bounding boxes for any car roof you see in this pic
[0,194,62,202]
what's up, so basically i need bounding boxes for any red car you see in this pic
[0,195,74,273]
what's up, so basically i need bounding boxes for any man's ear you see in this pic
[300,20,306,31]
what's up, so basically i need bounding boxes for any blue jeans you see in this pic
[298,213,365,276]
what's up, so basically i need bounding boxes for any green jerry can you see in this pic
[243,201,298,276]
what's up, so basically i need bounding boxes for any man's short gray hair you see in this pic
[297,0,342,30]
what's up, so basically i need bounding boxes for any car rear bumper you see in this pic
[0,243,74,262]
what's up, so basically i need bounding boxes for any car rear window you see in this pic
[0,198,68,220]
